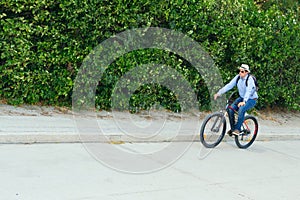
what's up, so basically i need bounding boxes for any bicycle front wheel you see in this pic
[200,112,226,148]
[235,115,258,149]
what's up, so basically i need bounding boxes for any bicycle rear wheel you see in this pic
[200,112,226,148]
[235,115,258,149]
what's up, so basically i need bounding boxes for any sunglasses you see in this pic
[238,70,247,73]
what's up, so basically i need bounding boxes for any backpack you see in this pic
[236,74,259,91]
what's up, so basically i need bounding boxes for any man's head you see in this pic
[239,64,250,78]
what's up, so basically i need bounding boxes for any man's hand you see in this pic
[214,93,219,100]
[238,102,246,107]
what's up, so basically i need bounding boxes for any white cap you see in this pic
[240,64,250,72]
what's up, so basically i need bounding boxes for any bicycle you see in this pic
[200,92,258,149]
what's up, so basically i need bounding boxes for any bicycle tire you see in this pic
[200,112,226,148]
[235,115,258,149]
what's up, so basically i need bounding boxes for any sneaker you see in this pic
[232,129,240,136]
[227,130,233,136]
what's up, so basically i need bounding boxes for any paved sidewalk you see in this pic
[0,141,300,200]
[1,105,300,199]
[0,105,299,143]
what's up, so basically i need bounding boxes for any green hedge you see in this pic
[0,0,299,111]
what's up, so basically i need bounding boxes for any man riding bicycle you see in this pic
[214,64,258,136]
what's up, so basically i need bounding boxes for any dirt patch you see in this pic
[0,104,299,126]
[0,104,72,117]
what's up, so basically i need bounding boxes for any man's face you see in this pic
[239,68,248,78]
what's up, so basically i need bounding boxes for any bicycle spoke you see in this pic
[200,113,226,148]
[235,116,258,149]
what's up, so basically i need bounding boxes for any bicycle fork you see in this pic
[210,114,224,132]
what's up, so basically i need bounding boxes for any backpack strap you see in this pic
[245,74,250,87]
[236,76,240,85]
[236,74,251,87]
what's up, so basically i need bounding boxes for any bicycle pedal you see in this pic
[226,130,233,136]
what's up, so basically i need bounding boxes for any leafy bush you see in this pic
[0,0,299,110]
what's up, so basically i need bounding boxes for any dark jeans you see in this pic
[227,97,257,131]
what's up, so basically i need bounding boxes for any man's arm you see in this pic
[215,75,239,99]
[238,76,256,107]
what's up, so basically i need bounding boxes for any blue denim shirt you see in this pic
[217,74,258,102]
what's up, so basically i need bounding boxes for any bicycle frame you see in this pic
[215,92,250,136]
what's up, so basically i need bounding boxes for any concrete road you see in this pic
[0,141,300,200]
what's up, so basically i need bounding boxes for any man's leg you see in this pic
[228,97,243,131]
[234,99,257,132]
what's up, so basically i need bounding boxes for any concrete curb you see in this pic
[1,134,300,144]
